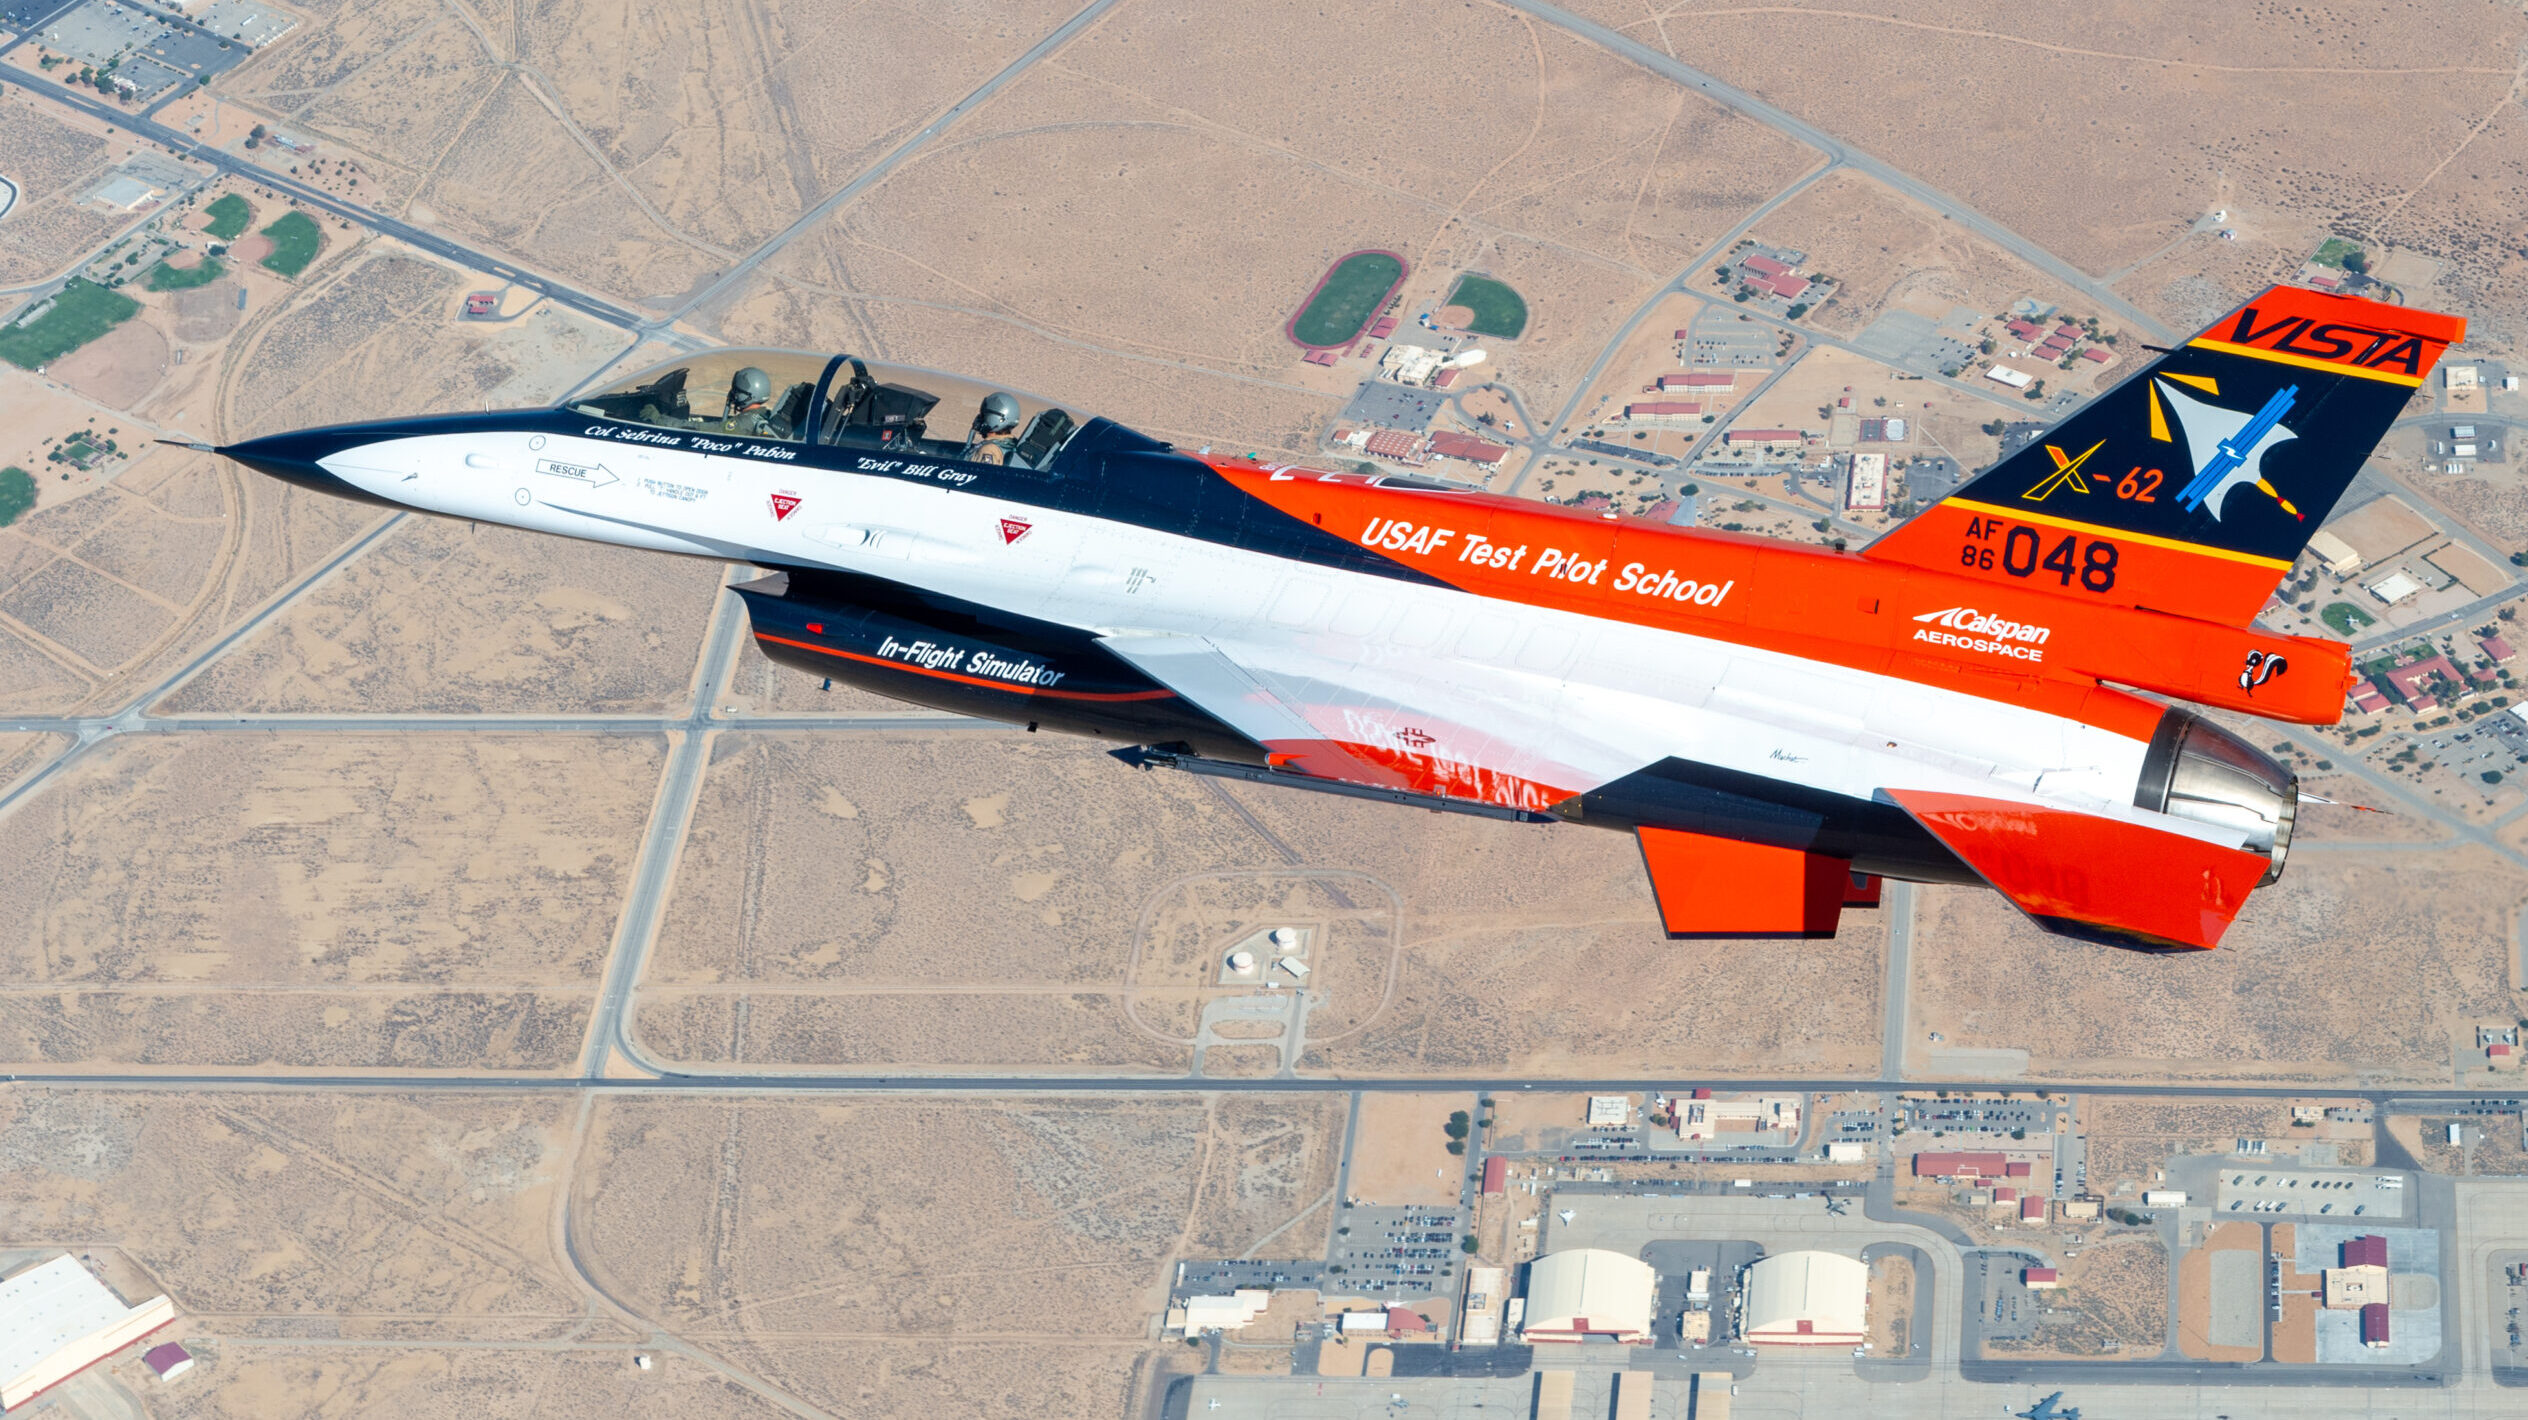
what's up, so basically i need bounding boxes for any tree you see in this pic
[2485,770,2504,785]
[1459,1236,1479,1255]
[250,123,267,140]
[1786,302,1810,319]
[1444,1111,1471,1141]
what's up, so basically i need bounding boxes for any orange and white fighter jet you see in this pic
[217,285,2458,950]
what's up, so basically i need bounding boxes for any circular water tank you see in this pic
[1226,950,1257,973]
[1269,928,1298,949]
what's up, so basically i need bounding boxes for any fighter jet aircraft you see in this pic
[2017,1390,2080,1420]
[212,285,2457,950]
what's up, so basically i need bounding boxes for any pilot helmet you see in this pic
[976,391,1020,435]
[729,366,772,409]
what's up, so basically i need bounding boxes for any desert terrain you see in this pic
[2,2,2527,1415]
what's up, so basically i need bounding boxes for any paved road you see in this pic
[1502,0,2172,343]
[579,583,750,1077]
[0,67,649,330]
[4,1068,2515,1103]
[1879,881,1916,1080]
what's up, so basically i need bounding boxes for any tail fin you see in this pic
[1867,286,2462,626]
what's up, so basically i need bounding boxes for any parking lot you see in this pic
[2214,1167,2410,1221]
[1326,1203,1465,1295]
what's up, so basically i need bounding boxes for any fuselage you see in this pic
[220,350,2328,928]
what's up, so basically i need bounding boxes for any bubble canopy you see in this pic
[564,349,1085,469]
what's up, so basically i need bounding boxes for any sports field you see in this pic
[147,256,225,291]
[202,193,253,240]
[0,279,139,369]
[258,210,323,277]
[0,467,33,528]
[1446,274,1527,339]
[1290,249,1405,348]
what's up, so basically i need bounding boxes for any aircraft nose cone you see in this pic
[219,428,402,509]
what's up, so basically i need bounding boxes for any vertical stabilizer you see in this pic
[1866,287,2462,625]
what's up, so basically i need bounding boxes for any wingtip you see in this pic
[154,438,218,452]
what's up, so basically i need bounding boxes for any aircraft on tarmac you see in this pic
[2016,1391,2080,1420]
[207,285,2458,951]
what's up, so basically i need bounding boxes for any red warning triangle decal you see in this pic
[998,517,1033,545]
[768,492,801,521]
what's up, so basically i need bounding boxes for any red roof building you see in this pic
[2080,347,2114,363]
[2342,1235,2390,1270]
[1481,1155,1507,1195]
[1674,328,1693,339]
[1661,371,1739,390]
[1386,1306,1429,1334]
[2021,1196,2047,1221]
[1994,1186,2018,1203]
[142,1343,193,1380]
[2384,654,2487,707]
[1433,367,1461,389]
[2481,636,2515,664]
[1303,349,1340,366]
[2348,684,2389,714]
[1625,401,1702,419]
[1430,432,1509,465]
[2004,1161,2033,1178]
[1768,275,1811,301]
[1368,317,1399,338]
[2490,1042,2514,1058]
[1913,1151,2009,1179]
[2053,323,2081,339]
[2006,321,2042,341]
[2023,1267,2059,1289]
[2311,272,2341,290]
[1363,430,1425,462]
[1741,254,1790,278]
[2039,338,2073,356]
[2360,1302,2391,1346]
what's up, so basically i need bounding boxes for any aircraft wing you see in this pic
[1887,791,2269,950]
[1094,631,1598,815]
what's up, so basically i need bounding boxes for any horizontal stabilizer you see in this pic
[1636,826,1847,939]
[1887,790,2268,951]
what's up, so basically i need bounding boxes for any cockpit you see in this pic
[564,349,1086,471]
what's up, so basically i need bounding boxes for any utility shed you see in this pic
[0,1255,176,1408]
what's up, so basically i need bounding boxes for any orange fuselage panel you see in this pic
[1223,465,2348,733]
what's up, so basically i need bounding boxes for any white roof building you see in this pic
[0,1255,176,1408]
[1741,1250,1868,1347]
[1521,1249,1656,1344]
[1586,1095,1631,1126]
[1174,1289,1272,1334]
[1380,344,1446,386]
[2368,570,2423,605]
[2307,528,2363,577]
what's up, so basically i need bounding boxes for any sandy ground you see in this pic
[1348,1093,1471,1207]
[2177,1220,2265,1362]
[1910,845,2525,1085]
[46,318,168,410]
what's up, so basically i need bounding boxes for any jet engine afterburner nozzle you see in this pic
[2133,708,2298,886]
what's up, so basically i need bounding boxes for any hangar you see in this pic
[1520,1249,1657,1344]
[1741,1250,1868,1346]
